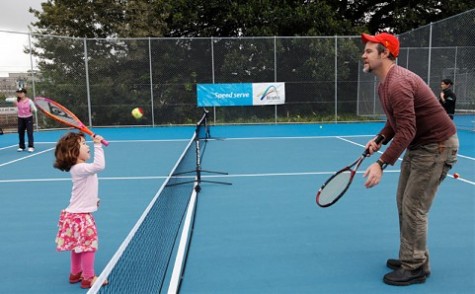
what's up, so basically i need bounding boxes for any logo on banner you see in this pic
[253,83,285,105]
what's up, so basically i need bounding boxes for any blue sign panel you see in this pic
[197,83,253,107]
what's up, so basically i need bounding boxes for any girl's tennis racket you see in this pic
[34,96,109,146]
[316,134,384,207]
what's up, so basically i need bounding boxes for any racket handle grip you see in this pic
[100,139,110,146]
[90,133,109,146]
[363,134,384,156]
[374,134,384,144]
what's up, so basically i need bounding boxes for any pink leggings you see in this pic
[71,251,95,279]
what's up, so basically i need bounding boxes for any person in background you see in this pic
[439,79,457,120]
[5,87,37,152]
[360,32,458,286]
[54,132,108,289]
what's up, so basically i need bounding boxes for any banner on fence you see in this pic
[197,82,285,107]
[0,107,17,114]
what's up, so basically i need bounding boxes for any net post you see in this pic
[193,108,231,191]
[168,108,231,190]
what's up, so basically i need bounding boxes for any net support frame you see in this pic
[170,108,231,191]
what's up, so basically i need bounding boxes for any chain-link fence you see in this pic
[357,10,475,130]
[0,9,474,130]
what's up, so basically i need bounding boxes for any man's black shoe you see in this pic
[386,259,431,277]
[386,259,401,270]
[383,267,427,286]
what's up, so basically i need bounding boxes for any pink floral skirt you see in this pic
[56,210,98,253]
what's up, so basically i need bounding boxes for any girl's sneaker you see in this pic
[69,272,82,283]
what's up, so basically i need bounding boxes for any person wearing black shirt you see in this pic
[439,79,456,120]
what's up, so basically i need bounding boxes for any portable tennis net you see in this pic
[88,110,217,293]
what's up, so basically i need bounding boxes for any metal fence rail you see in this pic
[0,9,473,129]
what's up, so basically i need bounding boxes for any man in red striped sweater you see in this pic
[360,32,458,286]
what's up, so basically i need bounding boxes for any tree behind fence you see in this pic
[0,9,473,130]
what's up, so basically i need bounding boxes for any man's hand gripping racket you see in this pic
[316,134,384,207]
[34,97,109,146]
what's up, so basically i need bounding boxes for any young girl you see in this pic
[54,132,108,289]
[5,87,37,152]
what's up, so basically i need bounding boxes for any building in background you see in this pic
[0,72,34,132]
[0,72,32,98]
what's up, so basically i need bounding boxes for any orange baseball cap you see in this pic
[361,32,400,58]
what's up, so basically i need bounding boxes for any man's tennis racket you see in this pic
[34,97,109,146]
[316,134,384,207]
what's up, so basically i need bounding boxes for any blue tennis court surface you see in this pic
[0,123,473,293]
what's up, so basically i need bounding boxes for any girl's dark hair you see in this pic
[16,88,26,102]
[53,132,85,172]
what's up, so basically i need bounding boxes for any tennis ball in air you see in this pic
[131,107,144,119]
[453,172,459,179]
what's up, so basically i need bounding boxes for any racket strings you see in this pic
[317,170,352,206]
[35,98,82,128]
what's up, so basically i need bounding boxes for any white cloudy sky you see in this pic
[0,0,44,77]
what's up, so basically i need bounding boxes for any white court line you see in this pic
[197,170,400,179]
[34,169,474,186]
[0,144,17,151]
[0,147,55,167]
[224,134,475,161]
[0,175,173,183]
[337,136,475,161]
[337,136,405,162]
[455,177,475,185]
[336,136,474,185]
[2,136,473,185]
[99,139,190,143]
[0,138,190,169]
[0,170,400,184]
[197,170,475,186]
[458,154,475,160]
[213,134,375,141]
